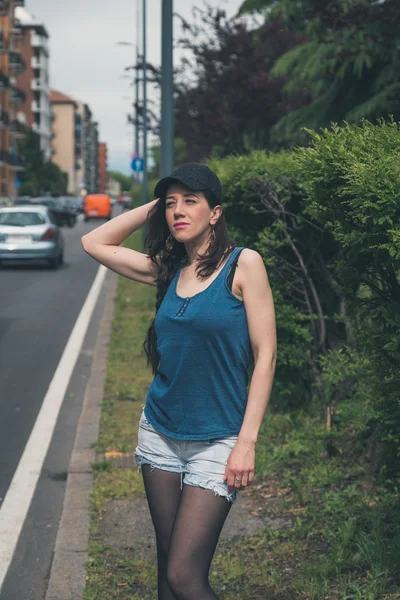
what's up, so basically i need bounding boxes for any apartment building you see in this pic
[50,89,79,195]
[107,177,121,199]
[90,120,99,192]
[0,0,27,198]
[75,101,98,195]
[14,6,51,160]
[98,142,107,194]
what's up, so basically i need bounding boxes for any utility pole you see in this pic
[160,0,174,177]
[135,46,140,159]
[142,0,147,207]
[135,0,140,161]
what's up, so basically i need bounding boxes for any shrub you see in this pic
[296,119,400,475]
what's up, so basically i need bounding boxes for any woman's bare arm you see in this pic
[81,198,161,285]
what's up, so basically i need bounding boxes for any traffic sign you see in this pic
[131,156,144,172]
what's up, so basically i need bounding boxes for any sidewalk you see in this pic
[45,270,292,600]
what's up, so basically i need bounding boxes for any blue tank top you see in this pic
[144,247,251,440]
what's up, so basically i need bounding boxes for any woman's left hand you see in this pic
[223,440,255,492]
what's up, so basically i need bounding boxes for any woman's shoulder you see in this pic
[235,248,266,285]
[235,247,262,264]
[228,248,265,300]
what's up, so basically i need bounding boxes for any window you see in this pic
[0,211,46,226]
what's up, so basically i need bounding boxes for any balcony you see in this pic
[31,33,49,55]
[31,56,46,70]
[0,33,8,54]
[0,70,8,90]
[0,2,10,17]
[9,153,25,170]
[9,119,26,138]
[31,99,46,112]
[31,78,45,91]
[32,121,50,137]
[11,20,23,40]
[9,51,25,74]
[0,109,9,128]
[0,150,8,165]
[9,86,26,104]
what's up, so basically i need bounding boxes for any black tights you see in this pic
[141,464,233,600]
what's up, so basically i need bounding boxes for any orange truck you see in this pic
[83,194,112,221]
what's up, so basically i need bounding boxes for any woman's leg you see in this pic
[141,464,182,600]
[166,484,233,600]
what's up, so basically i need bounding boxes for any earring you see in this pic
[165,233,174,251]
[210,226,216,244]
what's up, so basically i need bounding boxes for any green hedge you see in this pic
[296,119,400,476]
[208,120,400,476]
[209,150,337,411]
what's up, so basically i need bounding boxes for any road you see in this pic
[0,209,120,599]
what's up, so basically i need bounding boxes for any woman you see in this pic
[81,163,277,600]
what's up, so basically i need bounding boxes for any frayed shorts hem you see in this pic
[134,453,237,504]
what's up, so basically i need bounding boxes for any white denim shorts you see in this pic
[134,407,239,503]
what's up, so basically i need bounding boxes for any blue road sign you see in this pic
[131,156,144,173]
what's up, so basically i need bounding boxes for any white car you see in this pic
[0,206,64,269]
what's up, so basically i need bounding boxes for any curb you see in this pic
[45,270,118,600]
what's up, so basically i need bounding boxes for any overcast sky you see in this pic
[25,0,246,175]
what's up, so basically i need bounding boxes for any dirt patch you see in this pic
[98,487,293,559]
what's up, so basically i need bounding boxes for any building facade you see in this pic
[98,141,107,194]
[50,89,79,195]
[90,121,99,192]
[75,100,98,195]
[107,177,121,199]
[0,0,27,198]
[85,110,98,194]
[14,6,51,161]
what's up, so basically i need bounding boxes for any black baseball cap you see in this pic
[154,163,222,204]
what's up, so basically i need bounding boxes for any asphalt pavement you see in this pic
[0,210,119,600]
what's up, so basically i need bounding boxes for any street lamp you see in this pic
[142,0,148,207]
[161,0,173,177]
[116,41,142,177]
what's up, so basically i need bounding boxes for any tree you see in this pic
[171,5,306,161]
[149,138,187,178]
[239,0,400,145]
[18,131,67,196]
[107,171,132,192]
[295,119,400,473]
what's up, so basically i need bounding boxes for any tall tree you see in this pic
[172,5,305,161]
[18,131,67,196]
[239,0,400,145]
[107,171,132,192]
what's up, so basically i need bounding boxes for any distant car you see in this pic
[121,194,132,211]
[11,197,32,207]
[30,197,77,228]
[83,194,112,221]
[59,196,84,214]
[0,206,64,269]
[0,198,13,208]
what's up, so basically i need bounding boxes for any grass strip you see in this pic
[84,230,400,600]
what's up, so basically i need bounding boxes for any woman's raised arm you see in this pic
[81,198,160,285]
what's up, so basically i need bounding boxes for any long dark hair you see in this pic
[143,189,236,375]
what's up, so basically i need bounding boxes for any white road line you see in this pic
[0,264,107,592]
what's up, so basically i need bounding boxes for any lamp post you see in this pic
[161,0,174,177]
[116,41,141,182]
[142,0,148,208]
